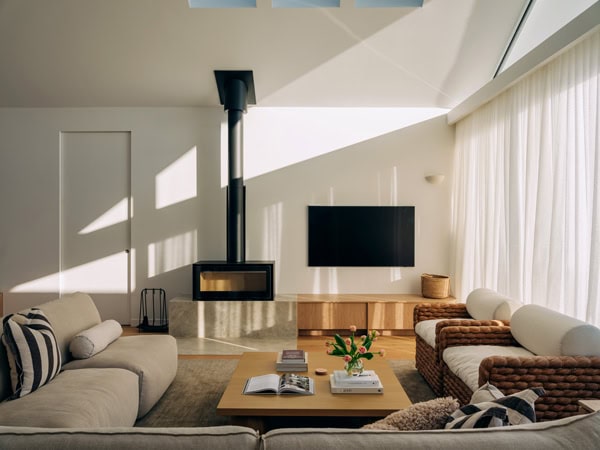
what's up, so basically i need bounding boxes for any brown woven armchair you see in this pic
[413,303,503,395]
[438,324,600,421]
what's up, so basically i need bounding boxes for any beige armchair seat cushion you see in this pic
[443,345,534,391]
[414,319,446,348]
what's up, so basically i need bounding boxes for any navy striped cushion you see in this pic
[446,406,509,429]
[445,387,545,429]
[1,308,62,399]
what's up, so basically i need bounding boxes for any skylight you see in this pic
[355,0,423,7]
[188,0,423,8]
[272,0,339,7]
[188,0,256,8]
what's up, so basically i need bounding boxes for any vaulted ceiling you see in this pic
[0,0,528,108]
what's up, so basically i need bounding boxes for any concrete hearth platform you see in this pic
[175,336,298,355]
[169,296,297,340]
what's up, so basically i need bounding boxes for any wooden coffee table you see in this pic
[216,351,412,431]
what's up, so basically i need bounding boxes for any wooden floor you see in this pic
[123,327,416,360]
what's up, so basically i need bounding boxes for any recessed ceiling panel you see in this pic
[188,0,256,8]
[355,0,423,7]
[272,0,340,8]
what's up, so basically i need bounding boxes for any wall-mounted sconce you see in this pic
[425,174,445,184]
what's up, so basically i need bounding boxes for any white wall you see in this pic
[0,107,454,323]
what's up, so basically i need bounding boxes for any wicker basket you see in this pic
[421,273,450,299]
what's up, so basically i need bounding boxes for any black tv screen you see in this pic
[308,206,415,267]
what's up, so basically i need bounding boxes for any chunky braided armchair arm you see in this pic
[413,303,469,324]
[438,325,516,360]
[433,320,506,360]
[478,355,600,420]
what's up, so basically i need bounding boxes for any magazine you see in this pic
[280,349,306,363]
[276,351,308,372]
[333,370,380,385]
[330,375,384,394]
[243,373,314,395]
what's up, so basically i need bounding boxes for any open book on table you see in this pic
[243,373,314,395]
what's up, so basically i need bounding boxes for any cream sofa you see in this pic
[0,411,599,449]
[0,292,177,427]
[438,304,600,420]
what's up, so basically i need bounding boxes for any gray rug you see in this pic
[135,359,435,428]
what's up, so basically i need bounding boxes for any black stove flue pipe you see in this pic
[215,71,256,263]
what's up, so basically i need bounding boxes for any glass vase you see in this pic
[344,358,364,376]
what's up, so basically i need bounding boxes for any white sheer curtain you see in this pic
[451,29,600,325]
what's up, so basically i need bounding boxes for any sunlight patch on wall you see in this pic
[220,107,447,186]
[79,198,129,235]
[156,147,197,209]
[12,252,128,293]
[311,267,340,293]
[148,230,198,278]
[10,272,60,293]
[262,202,283,261]
[61,252,128,293]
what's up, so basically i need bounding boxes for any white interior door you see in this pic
[60,131,131,323]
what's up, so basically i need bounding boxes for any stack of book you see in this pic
[329,370,384,394]
[276,349,308,372]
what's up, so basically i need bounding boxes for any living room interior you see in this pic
[1,0,600,445]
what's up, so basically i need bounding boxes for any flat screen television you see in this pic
[308,205,415,267]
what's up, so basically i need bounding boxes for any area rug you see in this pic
[135,359,436,428]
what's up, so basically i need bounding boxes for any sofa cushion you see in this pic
[363,397,459,430]
[466,288,521,321]
[1,308,61,399]
[443,345,535,391]
[38,292,102,364]
[510,304,600,356]
[70,320,123,359]
[0,368,139,427]
[414,319,445,348]
[0,426,260,450]
[445,406,509,429]
[446,388,544,429]
[470,382,505,403]
[62,334,177,418]
[260,411,600,450]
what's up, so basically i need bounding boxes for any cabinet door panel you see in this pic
[368,302,417,330]
[298,302,366,329]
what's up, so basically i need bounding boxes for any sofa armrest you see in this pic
[479,355,600,420]
[413,303,470,325]
[438,325,517,359]
[434,320,506,358]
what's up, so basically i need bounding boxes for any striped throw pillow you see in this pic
[446,406,509,429]
[1,308,62,399]
[445,387,545,429]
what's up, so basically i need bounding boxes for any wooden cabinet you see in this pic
[297,294,455,335]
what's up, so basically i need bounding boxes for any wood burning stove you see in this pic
[192,70,274,301]
[192,261,274,300]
